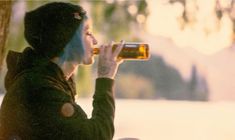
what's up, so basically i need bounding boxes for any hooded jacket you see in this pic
[0,47,115,140]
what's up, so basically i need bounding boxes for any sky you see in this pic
[146,0,234,55]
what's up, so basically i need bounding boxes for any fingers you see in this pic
[107,41,114,57]
[99,41,113,57]
[99,40,124,61]
[97,40,124,79]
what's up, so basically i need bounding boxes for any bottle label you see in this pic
[124,44,138,48]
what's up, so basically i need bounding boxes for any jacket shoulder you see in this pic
[14,69,64,91]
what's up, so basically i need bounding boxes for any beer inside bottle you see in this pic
[93,42,150,60]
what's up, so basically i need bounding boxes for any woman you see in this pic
[0,2,123,140]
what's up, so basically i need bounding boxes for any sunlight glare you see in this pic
[136,14,146,24]
[146,0,233,55]
[128,4,138,16]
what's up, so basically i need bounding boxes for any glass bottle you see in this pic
[93,42,150,60]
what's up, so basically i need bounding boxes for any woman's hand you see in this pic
[97,40,124,79]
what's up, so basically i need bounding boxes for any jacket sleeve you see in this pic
[32,78,115,140]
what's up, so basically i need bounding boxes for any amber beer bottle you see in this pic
[93,42,150,60]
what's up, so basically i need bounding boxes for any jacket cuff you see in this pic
[95,78,114,95]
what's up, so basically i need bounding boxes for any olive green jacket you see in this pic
[0,47,115,140]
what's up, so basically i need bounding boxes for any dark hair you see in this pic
[24,2,87,58]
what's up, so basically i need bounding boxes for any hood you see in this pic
[4,47,44,90]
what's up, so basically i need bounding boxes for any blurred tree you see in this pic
[7,0,27,53]
[0,0,12,70]
[188,65,198,100]
[188,65,209,101]
[118,55,189,100]
[169,0,187,24]
[90,0,149,42]
[117,55,210,101]
[75,66,94,97]
[169,0,199,29]
[116,74,155,99]
[215,0,235,44]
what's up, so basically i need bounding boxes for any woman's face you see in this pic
[81,20,97,65]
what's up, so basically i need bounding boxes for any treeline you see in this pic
[115,54,209,101]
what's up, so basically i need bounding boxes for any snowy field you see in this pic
[1,95,235,140]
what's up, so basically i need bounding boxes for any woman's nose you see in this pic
[92,35,98,45]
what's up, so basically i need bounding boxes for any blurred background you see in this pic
[0,0,235,140]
